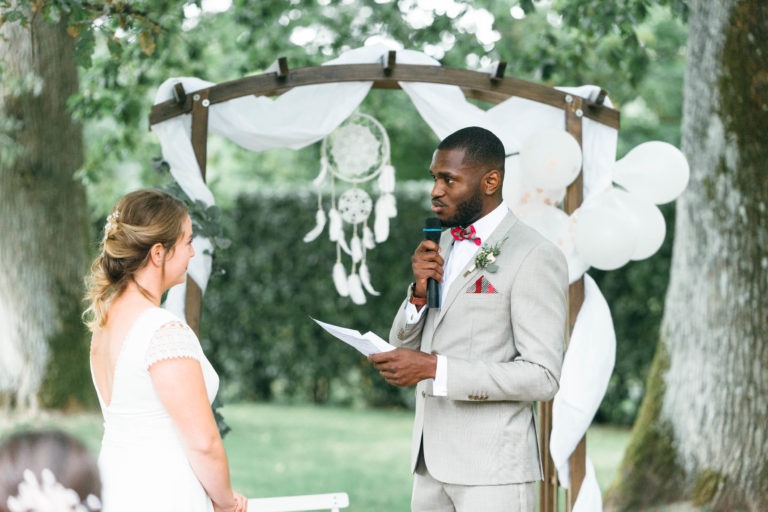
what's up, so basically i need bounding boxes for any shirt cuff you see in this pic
[405,301,427,324]
[432,355,447,396]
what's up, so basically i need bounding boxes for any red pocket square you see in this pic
[467,275,497,294]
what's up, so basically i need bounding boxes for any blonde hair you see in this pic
[83,189,188,330]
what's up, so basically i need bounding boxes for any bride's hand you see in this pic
[213,491,247,512]
[234,491,248,511]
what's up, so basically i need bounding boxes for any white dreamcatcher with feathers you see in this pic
[303,112,396,305]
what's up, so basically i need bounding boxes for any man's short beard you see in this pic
[441,190,484,228]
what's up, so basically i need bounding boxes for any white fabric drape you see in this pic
[151,44,617,509]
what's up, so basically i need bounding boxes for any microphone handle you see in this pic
[427,277,440,309]
[423,218,442,309]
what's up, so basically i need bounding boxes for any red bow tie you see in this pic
[450,225,482,246]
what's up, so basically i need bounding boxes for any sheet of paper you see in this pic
[312,318,395,356]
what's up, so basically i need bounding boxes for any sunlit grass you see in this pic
[1,403,629,510]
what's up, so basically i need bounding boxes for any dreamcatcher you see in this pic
[303,112,396,305]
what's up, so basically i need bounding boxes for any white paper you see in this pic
[312,318,395,356]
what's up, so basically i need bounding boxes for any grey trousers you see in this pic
[412,453,536,512]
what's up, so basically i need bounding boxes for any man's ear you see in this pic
[482,170,502,195]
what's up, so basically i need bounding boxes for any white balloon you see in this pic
[612,141,690,204]
[573,189,637,271]
[613,189,667,260]
[520,130,583,190]
[515,203,569,245]
[515,204,587,283]
[502,154,525,209]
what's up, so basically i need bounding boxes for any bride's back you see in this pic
[89,292,153,408]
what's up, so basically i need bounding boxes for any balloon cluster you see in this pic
[507,131,689,281]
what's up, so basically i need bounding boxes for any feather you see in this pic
[359,262,380,296]
[347,272,367,305]
[374,214,390,243]
[328,207,342,242]
[333,262,349,297]
[378,164,396,193]
[350,233,363,262]
[381,193,397,217]
[302,208,327,242]
[312,157,328,188]
[362,225,375,249]
[337,235,351,255]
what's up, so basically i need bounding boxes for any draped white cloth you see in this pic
[151,44,617,508]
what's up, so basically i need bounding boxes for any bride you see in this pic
[84,189,247,512]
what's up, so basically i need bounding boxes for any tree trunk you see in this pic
[605,1,768,510]
[0,9,93,410]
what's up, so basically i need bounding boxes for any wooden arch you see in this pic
[149,50,620,512]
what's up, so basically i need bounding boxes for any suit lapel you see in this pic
[434,211,519,327]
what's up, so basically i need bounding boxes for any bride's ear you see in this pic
[148,243,166,267]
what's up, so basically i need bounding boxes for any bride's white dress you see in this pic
[92,307,219,512]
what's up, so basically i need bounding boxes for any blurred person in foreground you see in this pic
[84,189,247,512]
[370,127,568,512]
[0,429,101,512]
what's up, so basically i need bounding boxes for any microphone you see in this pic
[423,218,442,309]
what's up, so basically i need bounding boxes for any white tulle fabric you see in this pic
[92,308,218,512]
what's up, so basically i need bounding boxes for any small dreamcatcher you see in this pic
[303,112,397,304]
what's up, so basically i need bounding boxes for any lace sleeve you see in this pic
[144,321,203,369]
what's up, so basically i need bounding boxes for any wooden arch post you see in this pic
[149,52,618,512]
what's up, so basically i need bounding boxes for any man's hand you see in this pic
[411,240,444,299]
[369,348,437,387]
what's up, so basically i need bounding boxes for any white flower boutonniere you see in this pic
[464,238,507,277]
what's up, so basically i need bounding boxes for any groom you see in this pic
[370,126,568,511]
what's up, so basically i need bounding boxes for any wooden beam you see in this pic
[539,399,558,512]
[184,88,210,335]
[150,63,619,130]
[563,94,587,512]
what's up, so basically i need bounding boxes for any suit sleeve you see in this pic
[388,285,426,350]
[446,241,568,402]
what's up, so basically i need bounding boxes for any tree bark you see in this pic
[605,1,768,510]
[0,9,93,410]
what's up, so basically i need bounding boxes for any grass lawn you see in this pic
[1,403,630,510]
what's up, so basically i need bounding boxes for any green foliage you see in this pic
[198,185,432,407]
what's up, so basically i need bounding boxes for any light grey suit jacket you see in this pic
[389,210,568,486]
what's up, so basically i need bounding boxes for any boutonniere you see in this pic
[464,238,507,277]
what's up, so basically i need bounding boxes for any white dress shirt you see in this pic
[404,202,510,395]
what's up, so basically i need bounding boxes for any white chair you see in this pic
[247,492,349,512]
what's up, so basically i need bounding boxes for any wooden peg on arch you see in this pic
[594,88,608,106]
[381,50,396,76]
[172,83,187,105]
[490,61,507,82]
[277,56,289,79]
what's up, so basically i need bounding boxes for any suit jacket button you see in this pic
[421,391,426,398]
